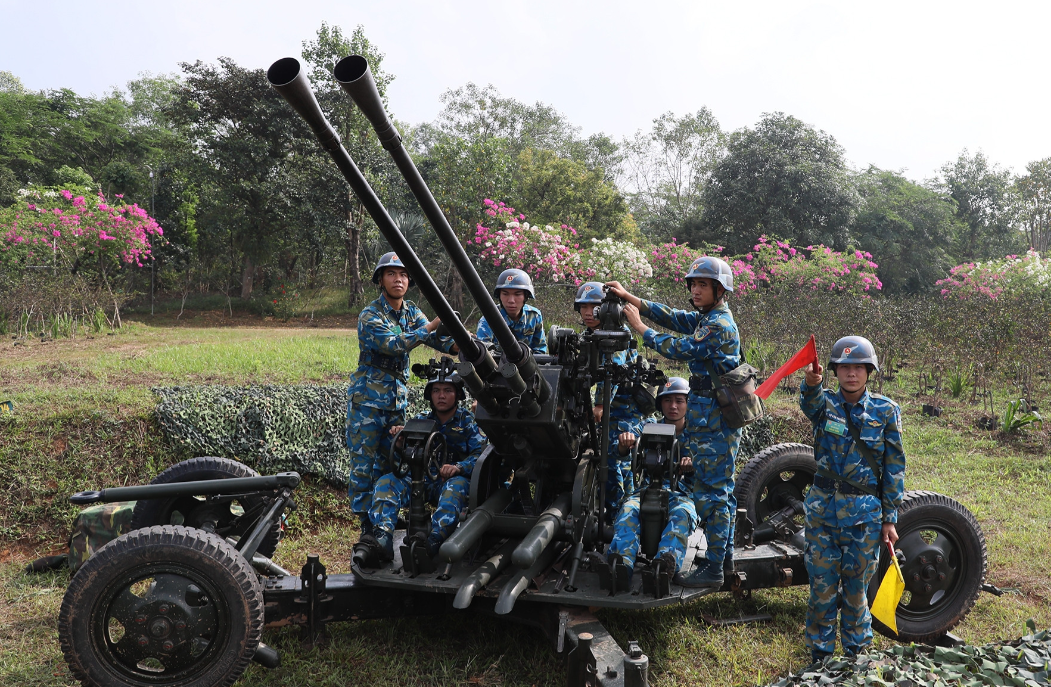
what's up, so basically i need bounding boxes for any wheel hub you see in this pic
[898,531,958,610]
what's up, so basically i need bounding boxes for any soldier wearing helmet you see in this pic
[476,269,548,356]
[347,252,456,539]
[605,255,743,589]
[575,281,645,515]
[365,360,488,561]
[800,336,905,664]
[599,377,697,581]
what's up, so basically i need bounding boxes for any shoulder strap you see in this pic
[704,359,724,389]
[815,466,879,497]
[845,411,883,486]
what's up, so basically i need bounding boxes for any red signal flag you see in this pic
[754,335,818,400]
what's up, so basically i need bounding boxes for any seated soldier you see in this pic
[597,377,697,590]
[361,363,487,562]
[477,269,548,356]
[575,281,646,516]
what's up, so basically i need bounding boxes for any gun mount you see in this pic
[53,54,990,687]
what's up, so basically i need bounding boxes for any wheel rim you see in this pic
[893,521,965,620]
[753,467,813,524]
[92,562,230,683]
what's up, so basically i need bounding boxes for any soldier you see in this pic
[476,268,548,355]
[606,256,742,589]
[365,365,487,561]
[603,377,697,578]
[348,252,455,539]
[800,336,904,663]
[575,281,645,515]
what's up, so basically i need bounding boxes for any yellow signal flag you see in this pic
[871,543,905,635]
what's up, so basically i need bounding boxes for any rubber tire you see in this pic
[59,525,263,687]
[867,490,987,644]
[130,457,281,558]
[735,443,816,526]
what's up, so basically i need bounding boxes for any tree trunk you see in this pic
[346,193,363,308]
[446,263,464,313]
[240,254,255,300]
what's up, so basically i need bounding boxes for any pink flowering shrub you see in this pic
[733,236,881,298]
[2,187,163,270]
[936,250,1050,300]
[473,199,580,282]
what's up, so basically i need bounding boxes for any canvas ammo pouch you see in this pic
[705,361,765,429]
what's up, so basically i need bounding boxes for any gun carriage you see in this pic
[55,55,989,687]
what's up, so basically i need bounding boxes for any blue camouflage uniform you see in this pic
[476,303,548,356]
[608,418,698,571]
[799,380,905,660]
[638,300,742,570]
[347,294,453,520]
[595,341,646,514]
[370,406,487,545]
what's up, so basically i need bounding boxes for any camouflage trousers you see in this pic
[604,419,637,515]
[608,490,698,572]
[369,472,471,543]
[687,399,742,568]
[346,402,405,516]
[804,488,883,658]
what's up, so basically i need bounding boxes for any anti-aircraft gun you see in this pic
[54,54,992,687]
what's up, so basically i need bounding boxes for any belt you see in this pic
[358,350,408,372]
[813,474,873,496]
[688,375,714,398]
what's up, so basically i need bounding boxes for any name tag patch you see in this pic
[824,419,848,436]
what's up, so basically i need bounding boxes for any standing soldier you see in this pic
[575,281,646,515]
[477,268,548,356]
[363,364,487,561]
[348,252,455,539]
[800,336,904,664]
[606,256,742,589]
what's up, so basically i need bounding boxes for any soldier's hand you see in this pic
[593,405,604,423]
[804,361,824,387]
[440,464,463,480]
[425,316,441,333]
[679,454,693,471]
[881,522,899,546]
[604,281,642,308]
[617,432,636,455]
[623,303,646,334]
[389,425,404,436]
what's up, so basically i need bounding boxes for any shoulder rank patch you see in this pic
[695,326,711,340]
[867,419,881,427]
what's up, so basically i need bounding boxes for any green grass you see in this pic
[1,322,1049,686]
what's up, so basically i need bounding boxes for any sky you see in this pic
[2,0,1049,181]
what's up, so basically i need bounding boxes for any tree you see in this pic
[620,109,724,241]
[697,112,859,254]
[1015,158,1051,253]
[302,22,398,306]
[935,149,1022,261]
[514,148,638,244]
[169,57,309,299]
[852,167,959,294]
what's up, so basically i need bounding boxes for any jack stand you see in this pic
[296,554,332,647]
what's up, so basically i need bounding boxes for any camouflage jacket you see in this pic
[418,406,487,478]
[349,294,454,411]
[800,381,906,523]
[477,303,548,356]
[639,301,741,384]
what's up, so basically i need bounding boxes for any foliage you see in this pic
[576,237,653,284]
[1000,399,1044,434]
[852,167,959,294]
[620,109,724,240]
[948,367,970,399]
[936,250,1051,299]
[1015,157,1051,253]
[697,112,859,254]
[472,200,578,283]
[935,149,1023,261]
[733,236,881,298]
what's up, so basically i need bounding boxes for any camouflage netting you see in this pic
[771,622,1051,687]
[153,385,774,485]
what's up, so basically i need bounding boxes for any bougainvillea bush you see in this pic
[936,250,1051,300]
[733,236,882,297]
[0,186,164,329]
[472,200,579,283]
